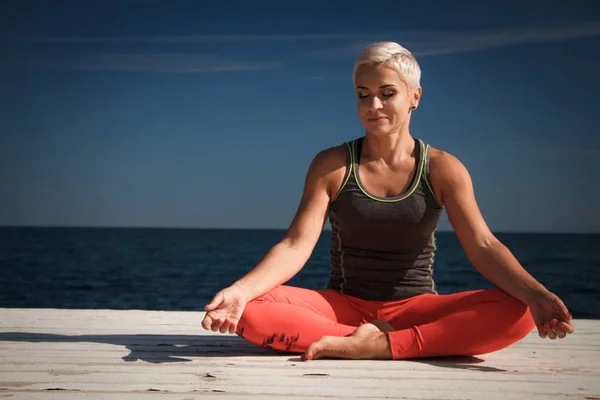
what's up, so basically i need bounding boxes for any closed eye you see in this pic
[357,92,395,99]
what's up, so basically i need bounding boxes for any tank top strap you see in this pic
[419,140,444,208]
[333,140,356,200]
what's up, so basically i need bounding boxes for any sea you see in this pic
[0,227,598,318]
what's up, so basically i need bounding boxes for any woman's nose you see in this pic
[368,96,383,110]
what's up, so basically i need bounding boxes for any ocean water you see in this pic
[0,227,598,318]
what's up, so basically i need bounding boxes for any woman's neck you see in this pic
[362,130,415,166]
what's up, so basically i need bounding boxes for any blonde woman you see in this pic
[202,41,574,361]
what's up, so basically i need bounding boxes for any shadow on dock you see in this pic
[0,332,507,371]
[0,331,274,363]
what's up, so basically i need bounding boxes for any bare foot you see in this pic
[302,322,393,361]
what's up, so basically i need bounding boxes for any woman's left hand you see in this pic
[528,290,574,339]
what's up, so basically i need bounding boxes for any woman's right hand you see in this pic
[201,286,247,334]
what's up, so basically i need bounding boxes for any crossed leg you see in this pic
[305,288,536,360]
[236,285,375,353]
[383,288,536,358]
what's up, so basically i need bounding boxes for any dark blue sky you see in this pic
[1,0,599,232]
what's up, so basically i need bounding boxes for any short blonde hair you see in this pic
[352,41,421,90]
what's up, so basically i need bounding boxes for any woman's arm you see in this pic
[202,145,347,333]
[429,150,544,303]
[231,145,346,302]
[429,149,573,339]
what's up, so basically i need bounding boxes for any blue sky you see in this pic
[1,0,599,233]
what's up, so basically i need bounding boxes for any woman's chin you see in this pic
[364,125,392,135]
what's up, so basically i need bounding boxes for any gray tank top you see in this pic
[326,137,444,301]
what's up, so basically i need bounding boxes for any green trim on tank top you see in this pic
[421,144,444,208]
[351,138,426,203]
[333,141,355,201]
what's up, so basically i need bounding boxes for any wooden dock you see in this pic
[0,308,598,399]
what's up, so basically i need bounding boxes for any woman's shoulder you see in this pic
[306,143,352,199]
[310,142,352,171]
[427,146,473,204]
[429,146,459,169]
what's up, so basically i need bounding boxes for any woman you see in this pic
[201,41,574,361]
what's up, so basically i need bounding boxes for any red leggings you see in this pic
[236,285,535,359]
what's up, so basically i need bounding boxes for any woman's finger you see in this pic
[201,315,213,331]
[544,322,557,339]
[538,324,547,339]
[549,320,564,338]
[211,319,224,332]
[560,321,575,334]
[205,291,225,312]
[220,320,231,334]
[550,319,561,336]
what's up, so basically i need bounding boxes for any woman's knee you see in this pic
[235,303,263,346]
[236,299,306,353]
[237,297,265,331]
[490,288,535,339]
[236,288,290,343]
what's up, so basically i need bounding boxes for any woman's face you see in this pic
[354,63,421,136]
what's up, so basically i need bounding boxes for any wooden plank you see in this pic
[2,391,598,400]
[0,381,598,397]
[1,387,599,399]
[4,369,593,388]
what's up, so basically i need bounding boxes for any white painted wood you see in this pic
[0,308,598,400]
